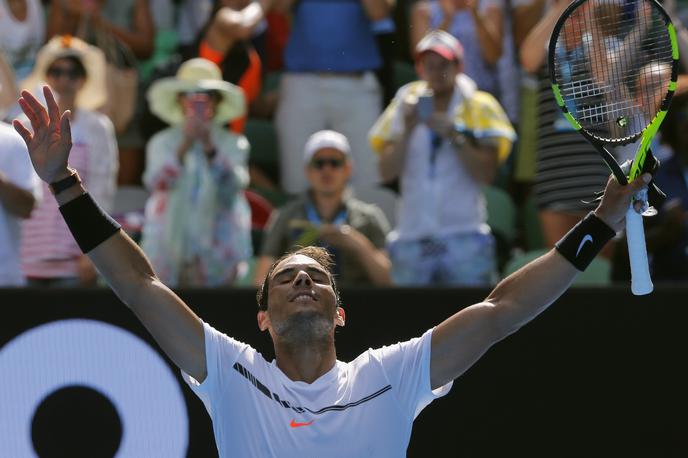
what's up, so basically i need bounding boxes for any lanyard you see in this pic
[305,201,348,275]
[429,131,443,179]
[305,202,348,226]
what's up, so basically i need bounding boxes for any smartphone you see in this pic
[184,93,211,119]
[416,93,434,122]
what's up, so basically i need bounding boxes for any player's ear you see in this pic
[335,307,345,327]
[257,310,270,331]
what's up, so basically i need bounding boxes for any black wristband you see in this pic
[59,193,121,253]
[555,212,616,271]
[49,168,80,195]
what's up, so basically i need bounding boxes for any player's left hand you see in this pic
[594,173,652,232]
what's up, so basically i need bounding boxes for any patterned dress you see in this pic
[140,125,252,286]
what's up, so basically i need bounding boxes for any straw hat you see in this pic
[147,58,245,125]
[21,35,107,111]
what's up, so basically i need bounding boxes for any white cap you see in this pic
[303,130,351,163]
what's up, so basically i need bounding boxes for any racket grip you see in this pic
[625,207,653,295]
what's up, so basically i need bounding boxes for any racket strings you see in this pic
[553,0,673,142]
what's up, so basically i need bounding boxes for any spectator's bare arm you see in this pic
[519,0,569,73]
[409,1,433,55]
[203,0,274,56]
[271,0,298,13]
[468,0,503,65]
[360,0,395,22]
[96,0,155,59]
[0,171,35,218]
[512,0,545,48]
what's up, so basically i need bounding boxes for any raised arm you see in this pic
[429,172,652,389]
[13,87,207,383]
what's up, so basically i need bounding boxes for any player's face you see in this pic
[305,148,351,196]
[259,255,341,343]
[417,52,459,95]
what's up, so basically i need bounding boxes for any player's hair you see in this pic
[256,246,340,311]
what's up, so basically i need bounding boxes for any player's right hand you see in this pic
[13,86,73,184]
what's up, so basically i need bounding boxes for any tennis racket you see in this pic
[549,0,679,295]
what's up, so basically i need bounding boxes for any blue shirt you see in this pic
[285,0,381,72]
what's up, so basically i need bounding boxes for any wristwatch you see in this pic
[49,168,81,195]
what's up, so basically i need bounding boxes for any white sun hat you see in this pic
[146,57,246,125]
[21,35,107,111]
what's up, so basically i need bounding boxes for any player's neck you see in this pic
[273,339,337,384]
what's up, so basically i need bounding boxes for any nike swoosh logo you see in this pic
[576,234,593,257]
[290,419,314,428]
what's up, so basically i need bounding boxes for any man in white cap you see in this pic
[254,129,392,286]
[369,30,515,286]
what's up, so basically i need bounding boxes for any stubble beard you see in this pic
[273,310,333,347]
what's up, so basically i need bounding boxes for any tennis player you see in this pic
[14,86,652,457]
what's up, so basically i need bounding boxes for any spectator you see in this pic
[20,35,118,286]
[195,0,273,132]
[0,0,45,81]
[47,0,155,60]
[369,30,514,286]
[272,0,397,223]
[141,58,252,286]
[141,1,277,193]
[410,0,504,97]
[254,130,391,287]
[520,0,611,248]
[48,0,156,185]
[0,122,39,287]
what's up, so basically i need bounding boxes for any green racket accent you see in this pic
[551,83,582,130]
[629,109,667,181]
[669,23,678,60]
[628,20,679,182]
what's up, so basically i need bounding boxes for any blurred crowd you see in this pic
[1,0,687,289]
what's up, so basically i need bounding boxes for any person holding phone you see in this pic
[139,58,252,286]
[254,130,392,287]
[369,30,514,286]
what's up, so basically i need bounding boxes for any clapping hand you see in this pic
[13,86,73,184]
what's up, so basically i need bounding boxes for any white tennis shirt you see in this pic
[183,322,452,457]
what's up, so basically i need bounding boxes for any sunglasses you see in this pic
[310,158,345,170]
[46,67,83,81]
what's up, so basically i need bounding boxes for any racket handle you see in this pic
[625,207,653,295]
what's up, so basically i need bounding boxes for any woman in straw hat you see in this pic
[141,57,252,286]
[20,35,118,286]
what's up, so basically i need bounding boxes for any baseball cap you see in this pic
[303,130,351,163]
[415,30,464,62]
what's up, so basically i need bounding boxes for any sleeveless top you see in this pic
[0,0,44,80]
